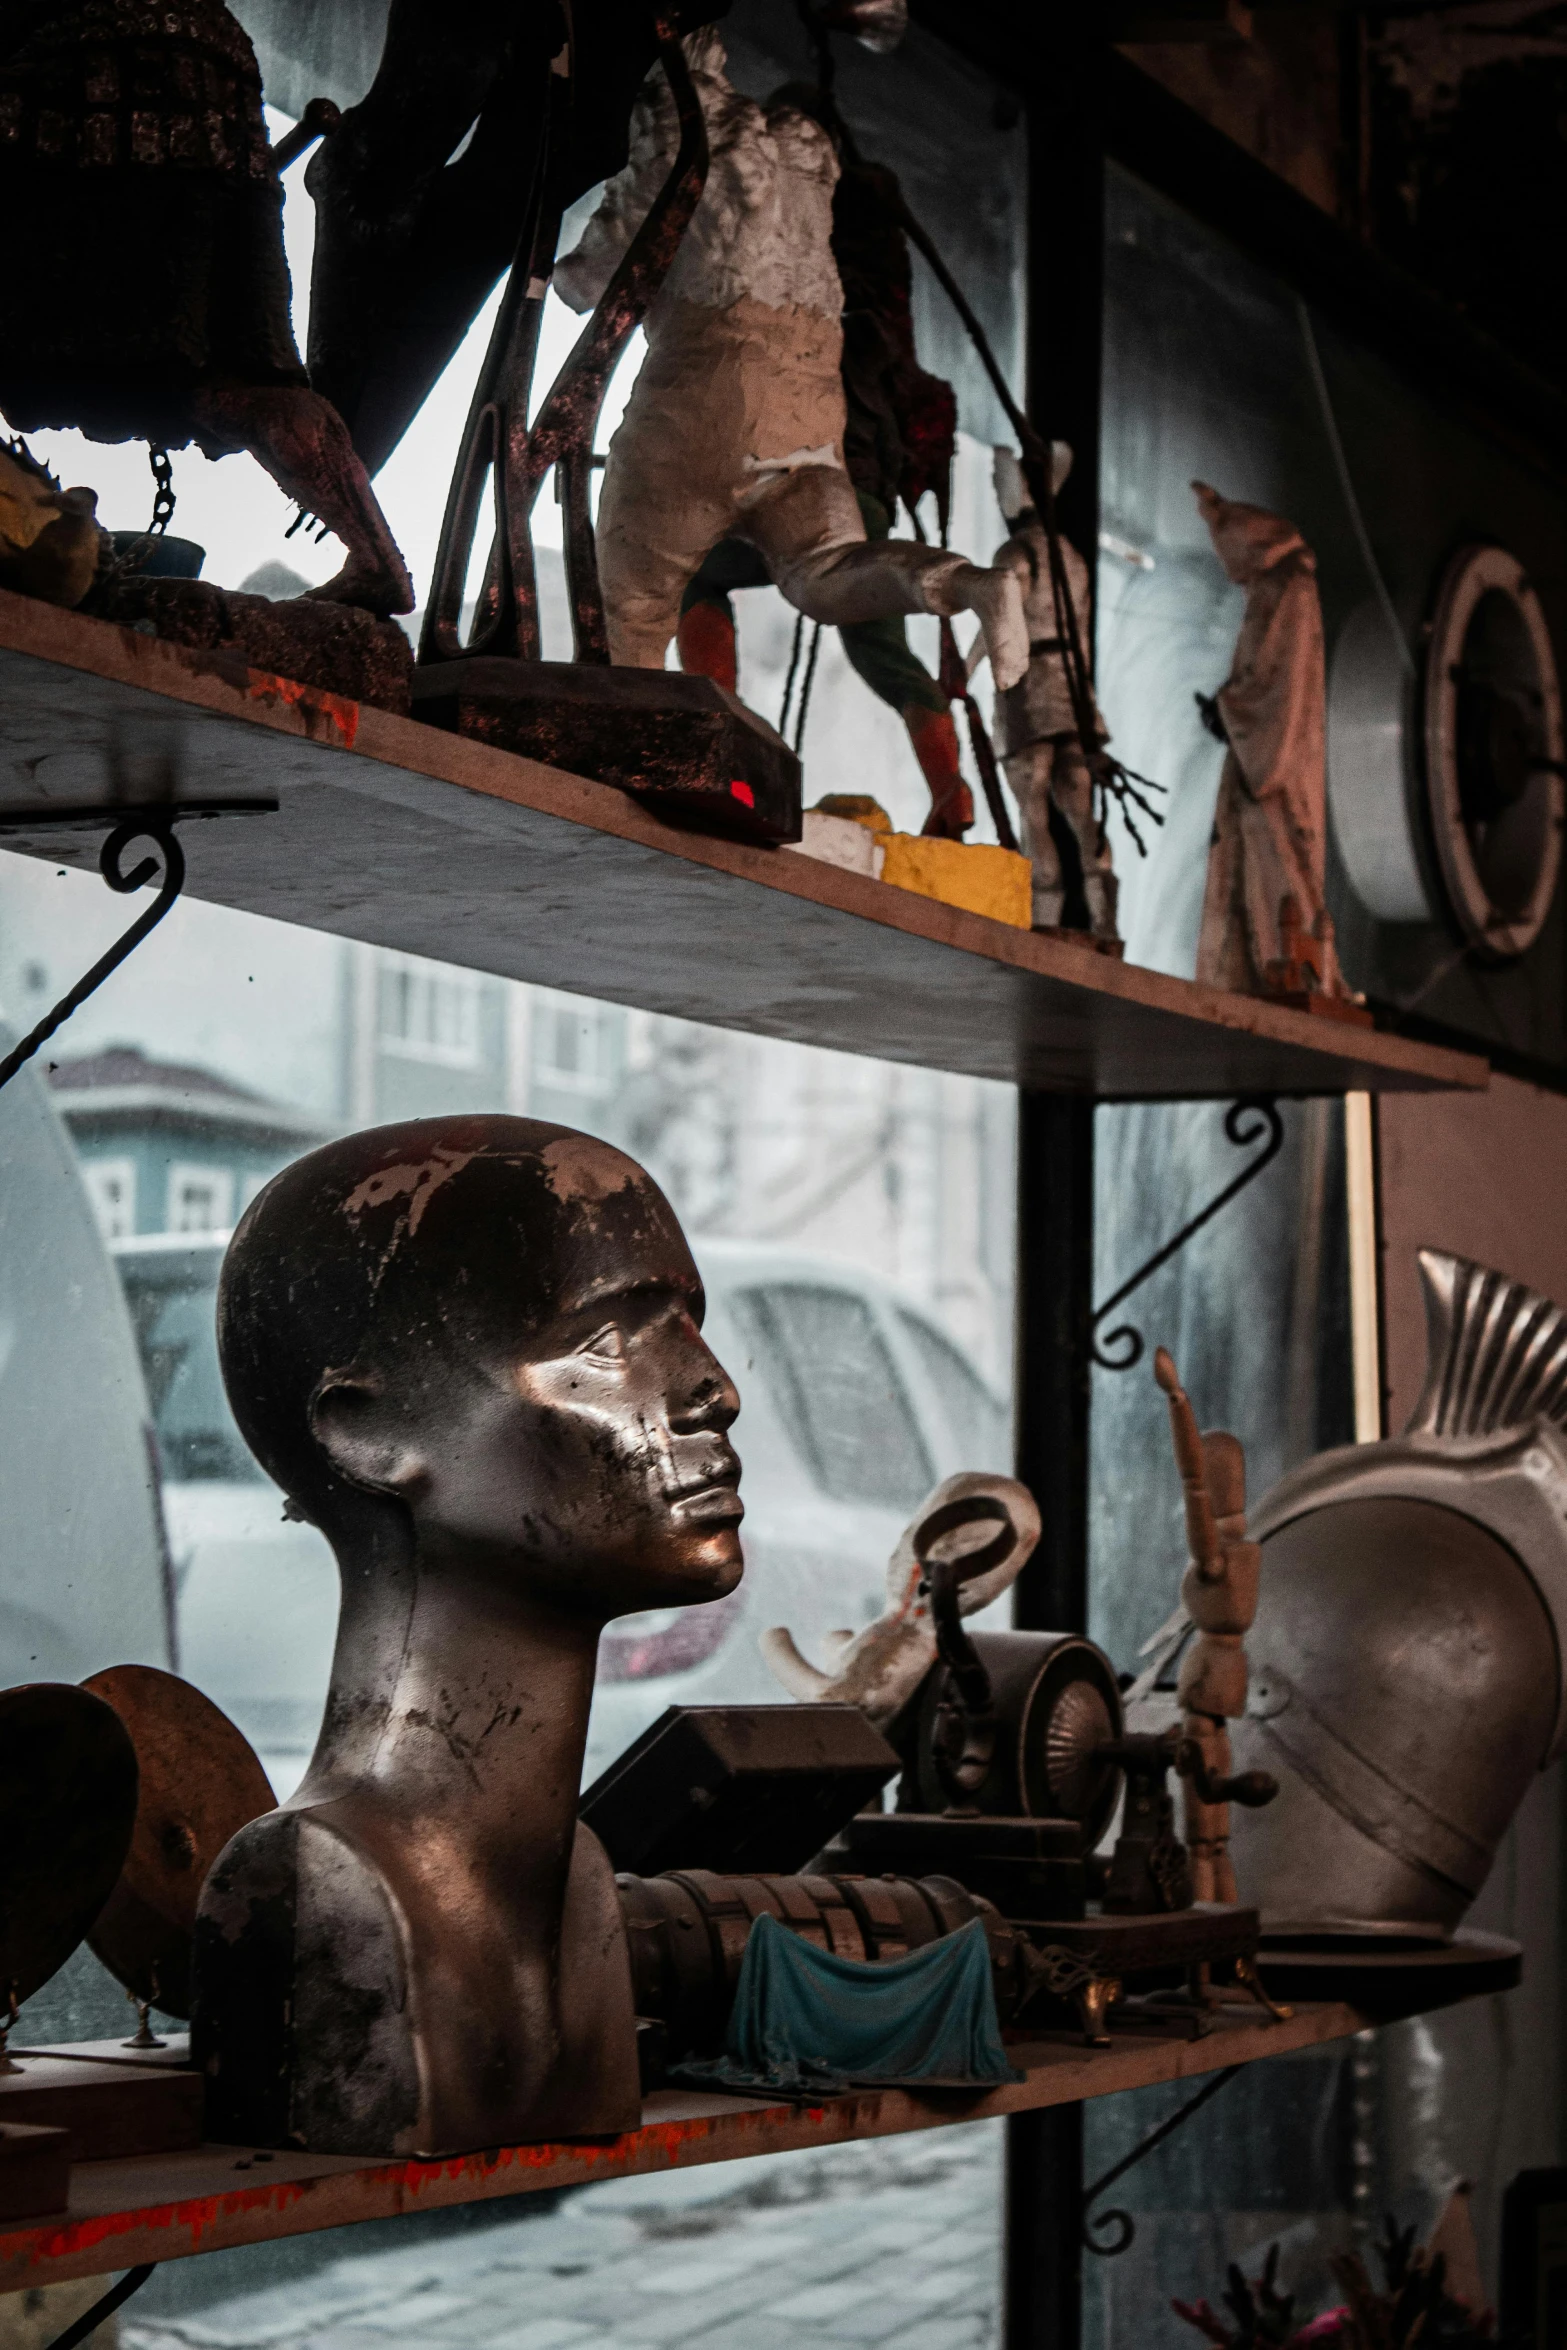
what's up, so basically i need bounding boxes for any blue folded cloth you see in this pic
[671,1911,1024,2096]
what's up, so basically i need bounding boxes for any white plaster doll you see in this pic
[990,445,1119,940]
[1192,480,1350,1000]
[760,1472,1040,1730]
[553,32,1026,690]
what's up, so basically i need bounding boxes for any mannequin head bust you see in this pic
[218,1116,743,1624]
[196,1118,741,2157]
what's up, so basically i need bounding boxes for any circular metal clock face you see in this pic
[1424,545,1564,960]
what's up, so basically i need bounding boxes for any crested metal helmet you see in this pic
[1229,1249,1567,1940]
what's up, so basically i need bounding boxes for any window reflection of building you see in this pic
[48,1047,327,1242]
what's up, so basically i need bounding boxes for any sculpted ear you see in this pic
[309,1372,429,1499]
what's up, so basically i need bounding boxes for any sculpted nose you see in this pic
[669,1335,740,1434]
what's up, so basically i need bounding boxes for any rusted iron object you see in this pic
[410,661,802,846]
[0,1685,138,2019]
[81,1666,274,2021]
[193,1118,741,2156]
[617,1867,1029,2072]
[899,1629,1124,1840]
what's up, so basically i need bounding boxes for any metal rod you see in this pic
[1090,1098,1285,1371]
[41,2264,156,2350]
[0,821,186,1094]
[1081,2063,1243,2256]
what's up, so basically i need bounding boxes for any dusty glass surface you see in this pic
[0,2,1023,2334]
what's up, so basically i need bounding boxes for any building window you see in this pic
[167,1164,235,1234]
[81,1157,136,1241]
[532,990,615,1094]
[377,955,481,1067]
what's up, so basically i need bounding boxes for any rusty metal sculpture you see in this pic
[0,0,411,613]
[191,1116,744,2156]
[81,1665,274,2024]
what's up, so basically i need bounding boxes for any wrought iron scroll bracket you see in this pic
[0,819,187,1095]
[1081,2062,1242,2257]
[1090,1098,1285,1373]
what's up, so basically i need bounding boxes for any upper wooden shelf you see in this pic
[0,1999,1364,2288]
[0,594,1486,1100]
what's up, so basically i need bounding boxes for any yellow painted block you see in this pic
[878,833,1033,929]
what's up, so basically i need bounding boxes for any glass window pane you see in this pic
[730,1281,935,1510]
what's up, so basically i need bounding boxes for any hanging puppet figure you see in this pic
[673,96,973,837]
[553,32,1026,699]
[0,1,412,614]
[1192,481,1351,1000]
[991,446,1119,940]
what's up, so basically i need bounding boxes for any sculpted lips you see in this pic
[663,1439,744,1524]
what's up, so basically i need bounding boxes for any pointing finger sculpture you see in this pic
[761,1471,1041,1729]
[553,32,1026,691]
[192,1117,745,2155]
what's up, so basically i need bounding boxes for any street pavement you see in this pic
[124,2121,1004,2350]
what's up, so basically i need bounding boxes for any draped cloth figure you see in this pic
[553,32,1024,692]
[1192,481,1349,999]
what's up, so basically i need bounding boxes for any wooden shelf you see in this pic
[0,594,1484,1100]
[0,2000,1369,2287]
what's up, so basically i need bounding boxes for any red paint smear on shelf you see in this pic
[0,2105,833,2273]
[246,671,361,749]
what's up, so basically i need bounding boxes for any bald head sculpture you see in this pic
[192,1118,742,2157]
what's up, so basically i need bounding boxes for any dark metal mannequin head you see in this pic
[217,1117,743,1624]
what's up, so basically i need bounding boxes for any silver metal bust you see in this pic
[1230,1248,1567,1939]
[191,1118,744,2155]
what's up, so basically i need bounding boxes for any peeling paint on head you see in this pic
[539,1135,641,1209]
[342,1148,478,1281]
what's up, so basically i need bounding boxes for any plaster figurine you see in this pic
[1227,1249,1567,1938]
[191,1117,744,2156]
[1191,481,1350,1001]
[0,1,412,614]
[552,32,1026,692]
[677,107,973,837]
[1153,1348,1261,1905]
[992,445,1119,940]
[760,1472,1040,1729]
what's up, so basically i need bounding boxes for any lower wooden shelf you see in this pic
[0,2000,1369,2287]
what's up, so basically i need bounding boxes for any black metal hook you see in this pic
[1082,2062,1243,2256]
[1090,1098,1286,1372]
[0,819,186,1094]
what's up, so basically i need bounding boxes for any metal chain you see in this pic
[147,446,175,537]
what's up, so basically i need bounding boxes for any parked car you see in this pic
[112,1232,1013,1793]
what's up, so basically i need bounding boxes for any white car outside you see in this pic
[112,1233,1013,1795]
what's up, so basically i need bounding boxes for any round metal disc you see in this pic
[82,1665,275,2019]
[0,1683,140,2008]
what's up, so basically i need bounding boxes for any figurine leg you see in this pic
[907,707,973,838]
[188,380,413,616]
[676,589,739,695]
[738,466,1027,690]
[1049,736,1120,943]
[1002,744,1066,926]
[838,606,971,837]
